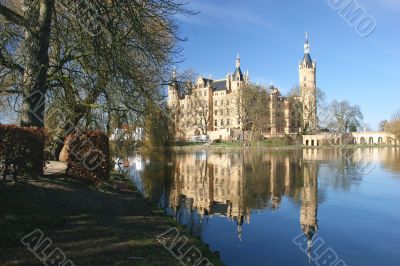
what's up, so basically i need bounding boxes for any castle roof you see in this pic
[233,67,244,81]
[302,53,313,68]
[302,32,314,68]
[212,80,227,91]
[201,77,213,87]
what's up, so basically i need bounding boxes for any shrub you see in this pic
[0,125,46,180]
[66,131,110,183]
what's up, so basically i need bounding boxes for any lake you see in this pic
[119,147,400,266]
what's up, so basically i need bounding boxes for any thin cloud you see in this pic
[358,0,400,11]
[177,1,274,31]
[375,0,400,10]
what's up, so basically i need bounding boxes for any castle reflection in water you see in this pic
[127,147,399,250]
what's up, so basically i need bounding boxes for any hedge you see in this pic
[0,125,46,180]
[66,131,110,183]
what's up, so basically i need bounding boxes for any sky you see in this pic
[175,0,400,130]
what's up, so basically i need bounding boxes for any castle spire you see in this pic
[304,32,310,54]
[236,53,240,68]
[172,66,177,79]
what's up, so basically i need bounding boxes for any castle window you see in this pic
[214,120,217,126]
[227,119,230,125]
[220,120,224,126]
[221,100,223,105]
[204,91,207,96]
[214,110,217,115]
[214,100,217,106]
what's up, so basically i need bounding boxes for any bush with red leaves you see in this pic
[0,125,46,180]
[66,131,110,183]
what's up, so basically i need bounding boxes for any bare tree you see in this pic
[385,110,400,140]
[379,120,388,131]
[230,83,268,141]
[287,85,325,133]
[1,0,194,132]
[1,0,54,127]
[327,100,363,133]
[187,91,211,136]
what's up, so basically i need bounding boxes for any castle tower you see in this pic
[232,54,246,90]
[300,161,318,260]
[299,32,317,133]
[167,67,180,108]
[167,67,184,139]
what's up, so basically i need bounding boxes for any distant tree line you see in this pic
[383,110,400,140]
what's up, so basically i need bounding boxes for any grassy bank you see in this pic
[0,173,222,266]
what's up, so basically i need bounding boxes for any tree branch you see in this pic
[0,4,28,28]
[0,49,24,74]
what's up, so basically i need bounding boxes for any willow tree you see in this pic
[0,0,54,127]
[0,0,193,135]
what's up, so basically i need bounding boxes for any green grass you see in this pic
[0,173,223,266]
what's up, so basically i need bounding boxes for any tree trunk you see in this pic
[20,0,54,128]
[51,77,105,159]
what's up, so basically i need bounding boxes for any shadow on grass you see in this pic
[0,175,222,266]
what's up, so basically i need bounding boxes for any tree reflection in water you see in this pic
[118,147,400,262]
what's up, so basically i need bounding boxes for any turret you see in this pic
[168,67,180,107]
[300,162,319,261]
[233,54,244,82]
[299,32,317,133]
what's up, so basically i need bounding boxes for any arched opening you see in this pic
[331,138,335,145]
[317,140,320,146]
[378,137,383,144]
[387,137,393,145]
[360,137,366,144]
[369,137,374,145]
[306,140,309,146]
[311,140,315,146]
[336,138,341,145]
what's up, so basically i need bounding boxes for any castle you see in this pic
[167,150,318,245]
[168,33,317,141]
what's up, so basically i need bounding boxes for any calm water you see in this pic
[120,148,400,266]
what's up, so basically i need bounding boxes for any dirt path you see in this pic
[0,175,221,265]
[44,161,67,175]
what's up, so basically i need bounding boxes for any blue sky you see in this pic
[175,0,400,130]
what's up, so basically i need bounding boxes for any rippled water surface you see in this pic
[120,148,400,266]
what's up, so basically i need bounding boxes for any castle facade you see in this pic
[168,34,317,141]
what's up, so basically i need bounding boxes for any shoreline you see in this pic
[0,172,223,266]
[171,144,400,152]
